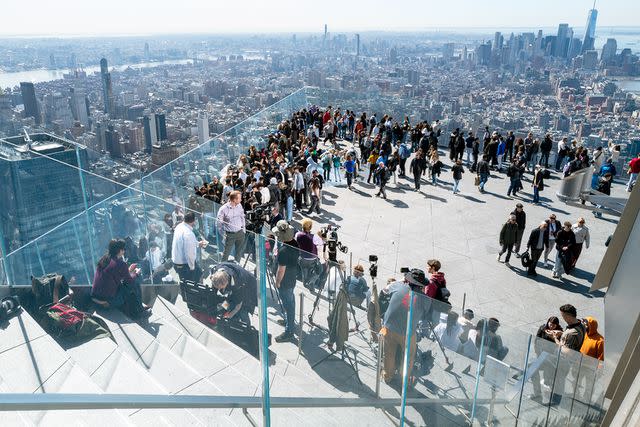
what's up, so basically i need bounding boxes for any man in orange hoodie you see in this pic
[580,316,604,361]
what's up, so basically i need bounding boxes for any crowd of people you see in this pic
[84,104,618,403]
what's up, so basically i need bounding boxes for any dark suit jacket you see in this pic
[527,227,549,250]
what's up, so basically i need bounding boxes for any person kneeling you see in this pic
[209,262,258,325]
[91,239,151,319]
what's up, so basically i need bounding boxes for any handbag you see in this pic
[521,250,531,268]
[474,175,481,186]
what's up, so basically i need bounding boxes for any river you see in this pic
[0,59,193,89]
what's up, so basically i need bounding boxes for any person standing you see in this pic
[555,137,569,172]
[505,131,515,163]
[216,191,246,263]
[374,162,390,199]
[380,269,431,385]
[410,150,427,191]
[544,214,561,267]
[471,136,480,172]
[506,160,521,197]
[552,222,576,279]
[477,154,490,193]
[526,222,549,276]
[511,203,526,257]
[496,137,506,172]
[549,304,586,405]
[172,212,207,285]
[532,165,545,204]
[452,159,464,194]
[530,316,563,400]
[579,317,604,361]
[571,218,590,269]
[398,140,411,177]
[343,154,356,190]
[272,220,300,343]
[627,153,640,192]
[497,215,519,266]
[539,134,553,168]
[465,131,475,166]
[292,167,305,210]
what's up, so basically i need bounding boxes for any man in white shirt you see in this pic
[571,218,590,269]
[433,311,463,352]
[217,190,246,263]
[172,212,207,285]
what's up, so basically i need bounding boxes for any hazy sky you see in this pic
[2,0,638,36]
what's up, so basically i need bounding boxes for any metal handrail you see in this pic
[0,394,506,412]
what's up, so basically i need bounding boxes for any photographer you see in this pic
[209,262,258,325]
[346,264,370,308]
[295,219,325,291]
[217,190,246,263]
[380,269,431,386]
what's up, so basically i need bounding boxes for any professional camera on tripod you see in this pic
[320,224,348,263]
[245,203,272,233]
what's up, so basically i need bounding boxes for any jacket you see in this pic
[532,169,544,190]
[555,229,576,251]
[511,209,526,230]
[499,222,519,246]
[527,227,549,250]
[579,317,604,361]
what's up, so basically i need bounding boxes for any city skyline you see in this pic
[1,0,639,36]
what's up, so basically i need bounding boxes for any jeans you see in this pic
[333,167,341,182]
[465,148,473,164]
[286,196,293,221]
[507,178,519,196]
[479,173,489,191]
[539,151,550,168]
[553,250,567,276]
[377,182,387,198]
[323,166,331,181]
[308,194,321,214]
[222,230,246,263]
[544,239,555,263]
[346,171,354,188]
[628,172,638,191]
[279,286,296,335]
[453,179,461,193]
[432,173,437,185]
[533,186,540,203]
[497,154,503,171]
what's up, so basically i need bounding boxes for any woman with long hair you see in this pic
[91,239,151,318]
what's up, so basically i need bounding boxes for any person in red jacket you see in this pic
[627,153,640,192]
[424,259,449,303]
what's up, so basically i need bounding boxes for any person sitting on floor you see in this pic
[91,239,151,319]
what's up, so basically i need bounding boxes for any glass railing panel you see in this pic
[567,354,600,426]
[404,292,479,426]
[517,336,562,425]
[547,347,584,425]
[468,321,532,426]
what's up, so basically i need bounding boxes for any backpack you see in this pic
[44,303,113,344]
[31,274,69,310]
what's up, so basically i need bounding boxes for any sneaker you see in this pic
[552,272,558,278]
[275,332,294,343]
[497,254,502,262]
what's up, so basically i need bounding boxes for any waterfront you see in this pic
[0,59,192,89]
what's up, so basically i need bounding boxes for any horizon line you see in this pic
[1,25,639,39]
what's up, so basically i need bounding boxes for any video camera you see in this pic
[369,255,378,278]
[0,295,21,322]
[245,203,271,233]
[321,224,348,262]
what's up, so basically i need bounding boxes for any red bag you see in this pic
[47,303,87,329]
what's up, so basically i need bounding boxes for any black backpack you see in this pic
[31,274,70,310]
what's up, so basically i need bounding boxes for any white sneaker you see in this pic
[497,254,502,262]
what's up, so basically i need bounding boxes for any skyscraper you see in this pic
[143,113,157,153]
[100,58,113,114]
[355,34,360,57]
[197,112,209,145]
[20,82,40,124]
[155,113,167,141]
[582,2,598,53]
[601,38,617,63]
[554,24,570,58]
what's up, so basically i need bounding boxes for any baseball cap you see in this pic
[405,268,428,287]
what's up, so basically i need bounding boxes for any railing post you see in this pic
[376,333,384,399]
[255,234,271,427]
[515,334,532,426]
[399,293,415,426]
[298,292,304,355]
